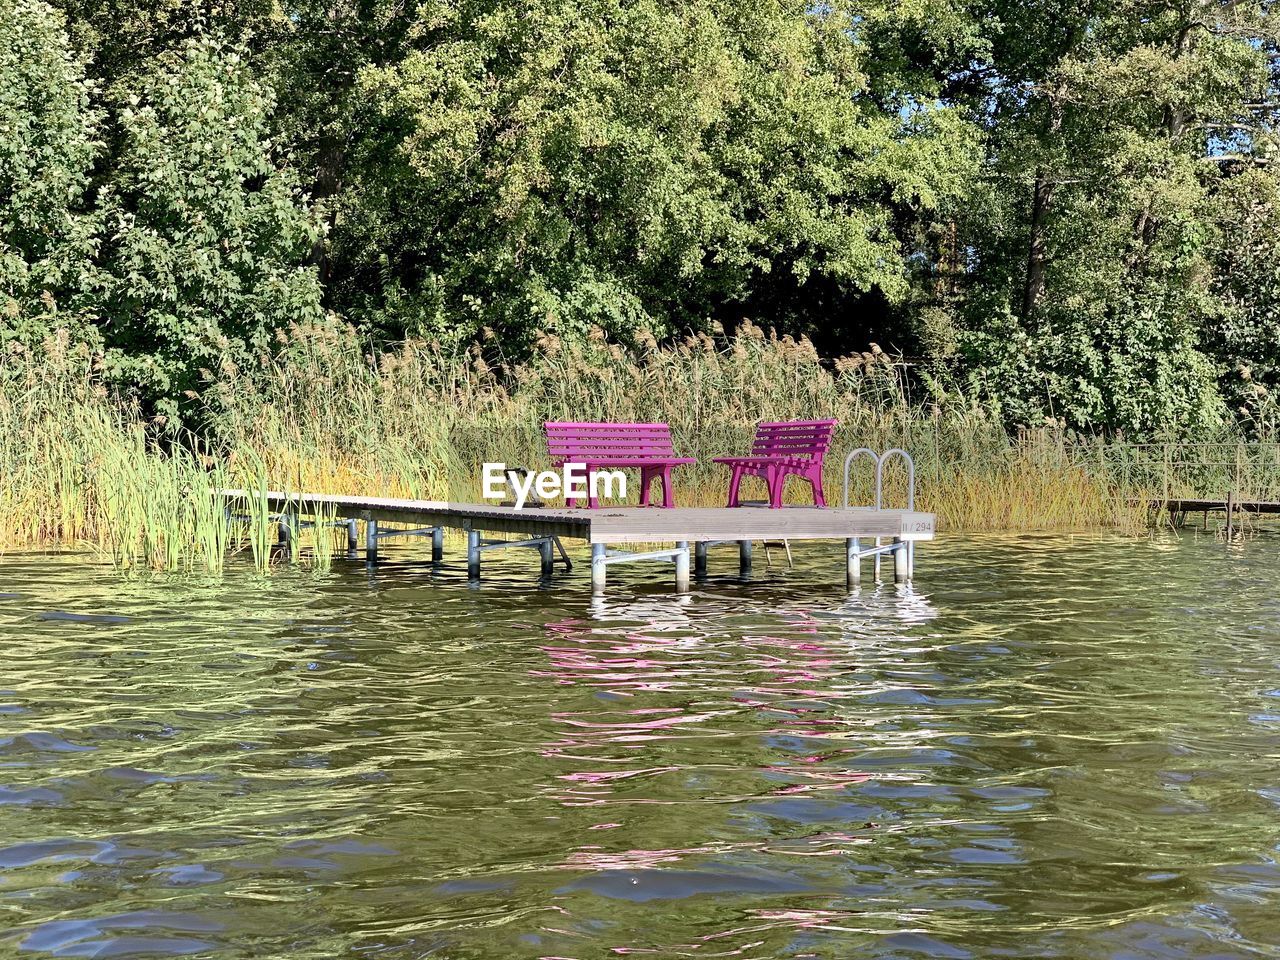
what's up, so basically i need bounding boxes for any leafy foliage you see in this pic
[339,0,983,345]
[1208,168,1280,433]
[93,38,322,405]
[953,0,1276,436]
[3,0,1279,437]
[0,0,100,341]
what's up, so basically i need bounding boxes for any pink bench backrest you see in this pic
[750,419,838,461]
[545,422,679,461]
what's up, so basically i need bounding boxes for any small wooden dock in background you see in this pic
[222,491,935,595]
[1154,495,1280,537]
[1159,497,1280,517]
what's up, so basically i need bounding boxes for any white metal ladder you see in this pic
[841,447,917,582]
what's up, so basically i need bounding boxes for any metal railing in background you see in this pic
[1082,442,1280,505]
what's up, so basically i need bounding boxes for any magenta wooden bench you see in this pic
[712,419,838,508]
[545,422,695,508]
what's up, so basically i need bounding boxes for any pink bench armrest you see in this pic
[567,458,695,468]
[712,455,812,468]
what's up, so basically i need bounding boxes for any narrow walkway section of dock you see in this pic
[221,491,936,594]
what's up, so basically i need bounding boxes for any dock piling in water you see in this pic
[893,537,907,582]
[591,543,607,595]
[467,530,481,580]
[846,537,860,587]
[675,541,690,592]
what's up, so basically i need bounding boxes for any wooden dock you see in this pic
[223,490,935,594]
[1153,495,1280,537]
[1158,497,1280,516]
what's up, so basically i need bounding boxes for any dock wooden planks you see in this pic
[586,506,933,544]
[221,490,934,544]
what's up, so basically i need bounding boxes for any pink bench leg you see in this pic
[768,466,786,509]
[808,465,826,507]
[660,468,675,508]
[726,467,744,507]
[639,467,653,507]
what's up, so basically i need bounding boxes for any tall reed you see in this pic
[0,323,1248,571]
[0,336,265,570]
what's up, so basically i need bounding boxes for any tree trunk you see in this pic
[1021,96,1063,321]
[933,219,962,298]
[308,136,346,286]
[1132,21,1193,261]
[1022,172,1055,319]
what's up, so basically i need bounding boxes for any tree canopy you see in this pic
[3,0,1278,436]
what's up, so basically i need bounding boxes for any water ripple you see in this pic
[2,536,1280,957]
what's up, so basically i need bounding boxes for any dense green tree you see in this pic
[93,37,322,406]
[1207,166,1280,431]
[8,0,1280,437]
[335,0,983,345]
[950,0,1277,436]
[0,0,100,342]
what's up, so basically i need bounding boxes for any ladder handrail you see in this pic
[842,447,916,510]
[842,448,882,508]
[876,448,915,511]
[840,445,919,583]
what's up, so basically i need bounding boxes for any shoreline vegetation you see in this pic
[6,0,1280,575]
[5,324,1276,573]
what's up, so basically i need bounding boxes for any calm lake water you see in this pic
[3,533,1280,959]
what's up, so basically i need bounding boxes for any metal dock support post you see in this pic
[277,510,300,561]
[846,537,861,587]
[591,543,607,595]
[432,526,444,563]
[345,519,359,558]
[591,542,690,595]
[893,537,908,582]
[675,541,690,593]
[467,530,481,580]
[365,518,379,563]
[694,542,707,577]
[553,537,573,571]
[539,537,554,577]
[739,540,753,575]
